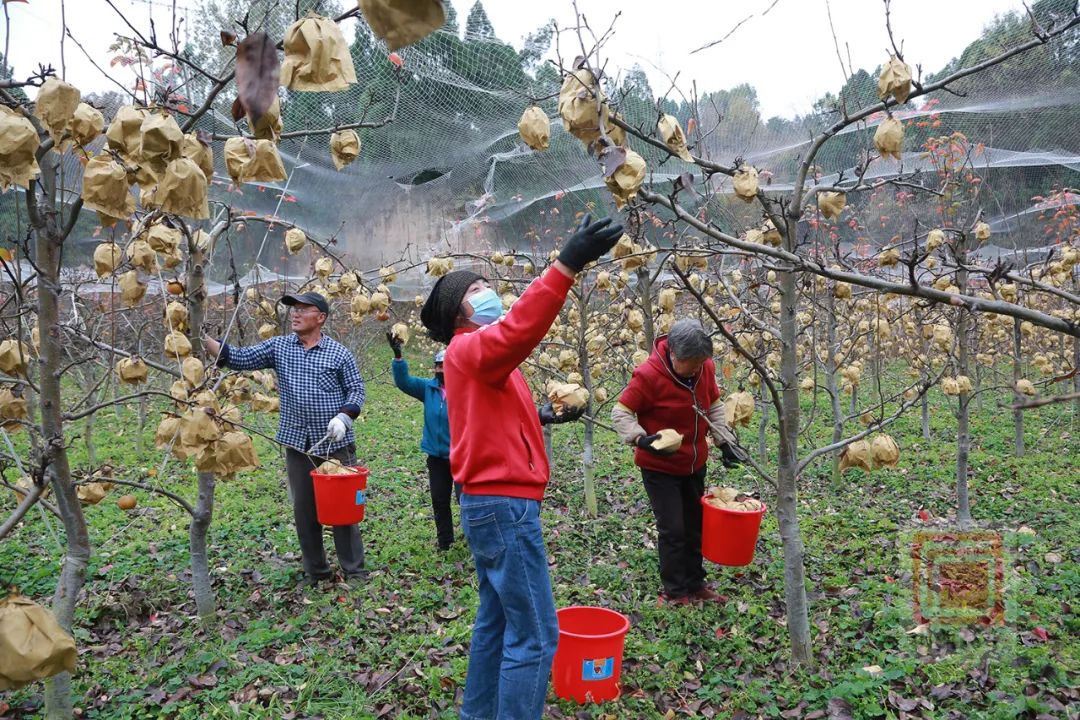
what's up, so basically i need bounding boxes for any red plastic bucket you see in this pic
[700,497,766,566]
[551,606,630,704]
[310,466,368,525]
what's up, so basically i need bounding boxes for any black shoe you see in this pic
[298,573,333,588]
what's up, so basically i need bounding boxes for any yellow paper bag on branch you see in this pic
[874,117,904,160]
[558,68,608,144]
[182,133,214,181]
[870,433,900,468]
[155,414,182,449]
[164,330,192,358]
[116,356,148,385]
[105,105,149,163]
[518,106,550,151]
[180,407,221,453]
[839,439,873,473]
[145,223,181,254]
[69,102,104,147]
[329,129,360,170]
[877,56,912,104]
[358,0,446,51]
[126,238,157,273]
[657,114,692,162]
[80,155,133,221]
[251,392,279,412]
[0,107,41,191]
[0,594,77,691]
[137,112,184,183]
[33,77,80,145]
[156,157,210,219]
[724,391,754,428]
[603,148,646,209]
[280,13,357,91]
[0,387,28,430]
[118,270,147,306]
[182,356,204,386]
[818,191,846,221]
[77,482,112,505]
[250,96,282,142]
[223,137,287,184]
[285,227,307,254]
[733,166,759,202]
[164,301,188,331]
[0,339,32,377]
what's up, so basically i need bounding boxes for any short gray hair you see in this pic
[667,318,713,360]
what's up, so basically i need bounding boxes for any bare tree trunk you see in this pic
[30,160,90,720]
[1013,318,1024,457]
[757,382,768,462]
[185,232,216,623]
[777,265,812,665]
[636,267,656,349]
[577,288,597,517]
[1073,336,1079,423]
[955,241,972,528]
[824,295,843,487]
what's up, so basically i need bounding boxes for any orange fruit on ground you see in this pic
[117,494,137,510]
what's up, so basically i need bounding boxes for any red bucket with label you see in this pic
[701,497,766,566]
[551,606,630,704]
[310,466,368,525]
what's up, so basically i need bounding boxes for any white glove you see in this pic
[327,413,351,442]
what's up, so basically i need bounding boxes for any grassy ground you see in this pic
[1,348,1078,719]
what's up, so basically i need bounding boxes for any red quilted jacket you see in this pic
[617,336,720,475]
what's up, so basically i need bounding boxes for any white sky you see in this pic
[4,0,1029,119]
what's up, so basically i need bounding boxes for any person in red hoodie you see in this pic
[419,215,623,720]
[611,319,748,606]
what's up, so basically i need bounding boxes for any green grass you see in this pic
[2,350,1078,718]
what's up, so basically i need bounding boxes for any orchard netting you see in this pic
[2,0,1079,296]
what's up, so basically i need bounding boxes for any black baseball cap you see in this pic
[281,292,330,314]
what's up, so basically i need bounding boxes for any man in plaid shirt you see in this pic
[204,292,367,586]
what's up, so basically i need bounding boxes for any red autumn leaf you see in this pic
[387,52,403,67]
[1032,626,1049,641]
[714,627,727,639]
[230,96,244,122]
[220,30,237,47]
[686,117,697,136]
[234,31,280,127]
[722,364,733,380]
[918,509,930,522]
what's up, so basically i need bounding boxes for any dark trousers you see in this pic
[285,445,365,579]
[641,466,707,598]
[426,455,461,550]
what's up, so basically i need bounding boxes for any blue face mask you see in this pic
[467,288,504,326]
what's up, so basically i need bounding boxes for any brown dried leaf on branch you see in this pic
[234,31,280,130]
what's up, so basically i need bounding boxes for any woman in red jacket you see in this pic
[419,215,622,720]
[612,319,747,606]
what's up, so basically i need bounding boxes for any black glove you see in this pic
[385,331,403,359]
[636,433,677,456]
[719,441,749,469]
[557,214,625,272]
[538,402,585,426]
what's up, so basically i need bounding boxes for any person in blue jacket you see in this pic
[387,332,460,550]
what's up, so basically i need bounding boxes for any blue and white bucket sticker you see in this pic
[355,489,365,506]
[581,657,614,681]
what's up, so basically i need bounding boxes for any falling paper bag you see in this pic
[358,0,446,51]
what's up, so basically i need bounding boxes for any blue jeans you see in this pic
[459,495,559,720]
